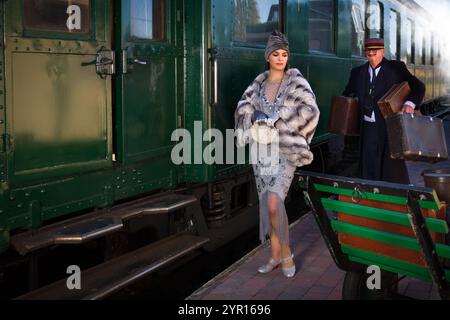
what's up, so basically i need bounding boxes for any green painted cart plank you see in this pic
[322,198,449,234]
[436,244,450,260]
[314,184,440,210]
[332,220,421,251]
[342,245,433,282]
[333,221,450,260]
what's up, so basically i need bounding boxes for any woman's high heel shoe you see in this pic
[281,254,296,278]
[257,258,281,274]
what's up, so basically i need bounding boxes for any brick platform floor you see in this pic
[188,214,442,300]
[188,159,450,301]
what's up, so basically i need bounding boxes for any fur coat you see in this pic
[234,68,320,167]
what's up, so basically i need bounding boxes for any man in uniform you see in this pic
[343,38,426,183]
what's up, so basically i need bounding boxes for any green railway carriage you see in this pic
[0,0,447,298]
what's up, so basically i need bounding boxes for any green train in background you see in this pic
[0,0,448,298]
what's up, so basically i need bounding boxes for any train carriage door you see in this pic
[4,1,113,185]
[117,0,181,179]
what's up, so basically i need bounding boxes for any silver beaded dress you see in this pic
[253,75,297,245]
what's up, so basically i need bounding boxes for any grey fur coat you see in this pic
[234,68,320,167]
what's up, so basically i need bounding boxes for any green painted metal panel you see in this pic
[0,1,6,187]
[286,0,308,54]
[0,228,8,254]
[315,183,441,210]
[332,220,421,251]
[4,0,113,187]
[336,0,352,58]
[11,53,109,169]
[322,198,449,234]
[183,0,209,183]
[306,55,352,137]
[115,0,182,189]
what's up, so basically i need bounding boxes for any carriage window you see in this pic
[425,33,431,65]
[389,10,400,60]
[130,0,166,40]
[24,0,91,34]
[351,0,365,56]
[232,0,281,45]
[366,1,384,39]
[431,35,435,65]
[309,0,335,53]
[406,19,415,64]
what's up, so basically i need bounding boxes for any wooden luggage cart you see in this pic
[298,171,450,300]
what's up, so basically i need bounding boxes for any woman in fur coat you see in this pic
[234,31,320,278]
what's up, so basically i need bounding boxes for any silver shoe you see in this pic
[257,258,281,274]
[281,254,296,278]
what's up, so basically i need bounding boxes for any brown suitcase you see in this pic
[328,96,360,136]
[386,113,449,163]
[378,82,411,119]
[338,196,446,266]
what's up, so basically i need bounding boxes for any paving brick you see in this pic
[276,287,310,300]
[318,273,345,288]
[204,293,229,300]
[327,285,343,300]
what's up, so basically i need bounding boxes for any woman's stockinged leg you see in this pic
[268,192,294,269]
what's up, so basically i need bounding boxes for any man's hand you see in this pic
[402,105,415,114]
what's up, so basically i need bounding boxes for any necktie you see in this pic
[371,68,377,83]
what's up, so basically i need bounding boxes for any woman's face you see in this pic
[268,49,289,71]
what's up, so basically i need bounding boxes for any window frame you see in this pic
[22,0,96,41]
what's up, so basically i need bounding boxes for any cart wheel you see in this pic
[342,270,399,300]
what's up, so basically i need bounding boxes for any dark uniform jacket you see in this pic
[342,58,426,183]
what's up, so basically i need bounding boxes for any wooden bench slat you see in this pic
[315,184,441,210]
[341,245,433,282]
[334,220,450,260]
[436,244,450,260]
[323,198,449,234]
[332,220,421,252]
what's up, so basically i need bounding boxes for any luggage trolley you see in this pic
[298,171,450,300]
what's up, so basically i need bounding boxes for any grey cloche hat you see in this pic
[265,30,290,61]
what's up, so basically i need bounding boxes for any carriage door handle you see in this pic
[122,50,148,74]
[81,48,115,78]
[132,59,147,65]
[208,47,218,107]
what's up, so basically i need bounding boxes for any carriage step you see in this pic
[12,216,123,255]
[113,193,198,220]
[11,193,198,255]
[17,233,210,300]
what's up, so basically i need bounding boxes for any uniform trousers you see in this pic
[361,120,410,184]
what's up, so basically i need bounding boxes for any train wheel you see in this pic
[342,270,399,300]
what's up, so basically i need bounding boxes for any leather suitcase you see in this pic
[378,82,411,119]
[328,96,360,136]
[386,113,449,163]
[338,196,446,266]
